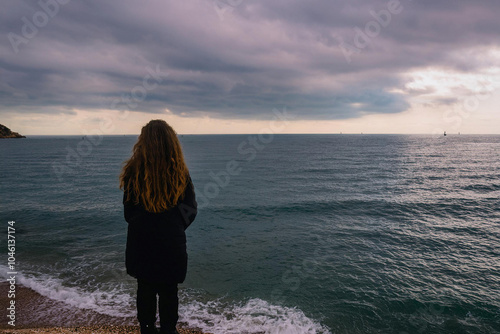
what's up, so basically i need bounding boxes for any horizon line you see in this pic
[19,132,500,137]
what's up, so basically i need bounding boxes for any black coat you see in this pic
[124,177,197,283]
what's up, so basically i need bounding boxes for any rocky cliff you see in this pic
[0,124,26,138]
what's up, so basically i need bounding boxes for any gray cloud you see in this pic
[1,0,499,120]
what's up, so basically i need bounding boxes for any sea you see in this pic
[0,134,499,334]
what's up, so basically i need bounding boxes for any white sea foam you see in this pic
[1,265,330,333]
[179,296,331,334]
[0,265,136,318]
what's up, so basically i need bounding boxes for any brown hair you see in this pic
[120,119,189,212]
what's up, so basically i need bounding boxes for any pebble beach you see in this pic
[0,327,205,334]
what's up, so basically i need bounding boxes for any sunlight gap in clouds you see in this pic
[405,68,500,97]
[404,47,500,98]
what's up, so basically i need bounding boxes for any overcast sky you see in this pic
[1,0,499,134]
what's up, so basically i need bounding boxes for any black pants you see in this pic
[137,279,179,331]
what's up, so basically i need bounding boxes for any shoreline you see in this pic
[0,326,206,334]
[0,283,207,333]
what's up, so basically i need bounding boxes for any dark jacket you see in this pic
[124,177,197,283]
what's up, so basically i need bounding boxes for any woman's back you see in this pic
[120,119,197,334]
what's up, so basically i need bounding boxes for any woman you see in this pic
[120,120,197,334]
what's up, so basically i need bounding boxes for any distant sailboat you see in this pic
[444,131,447,136]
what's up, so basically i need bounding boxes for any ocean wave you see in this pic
[209,197,498,221]
[179,296,331,334]
[462,183,500,193]
[0,265,136,318]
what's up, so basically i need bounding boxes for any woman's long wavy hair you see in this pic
[120,120,189,213]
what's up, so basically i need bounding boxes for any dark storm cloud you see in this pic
[1,0,499,119]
